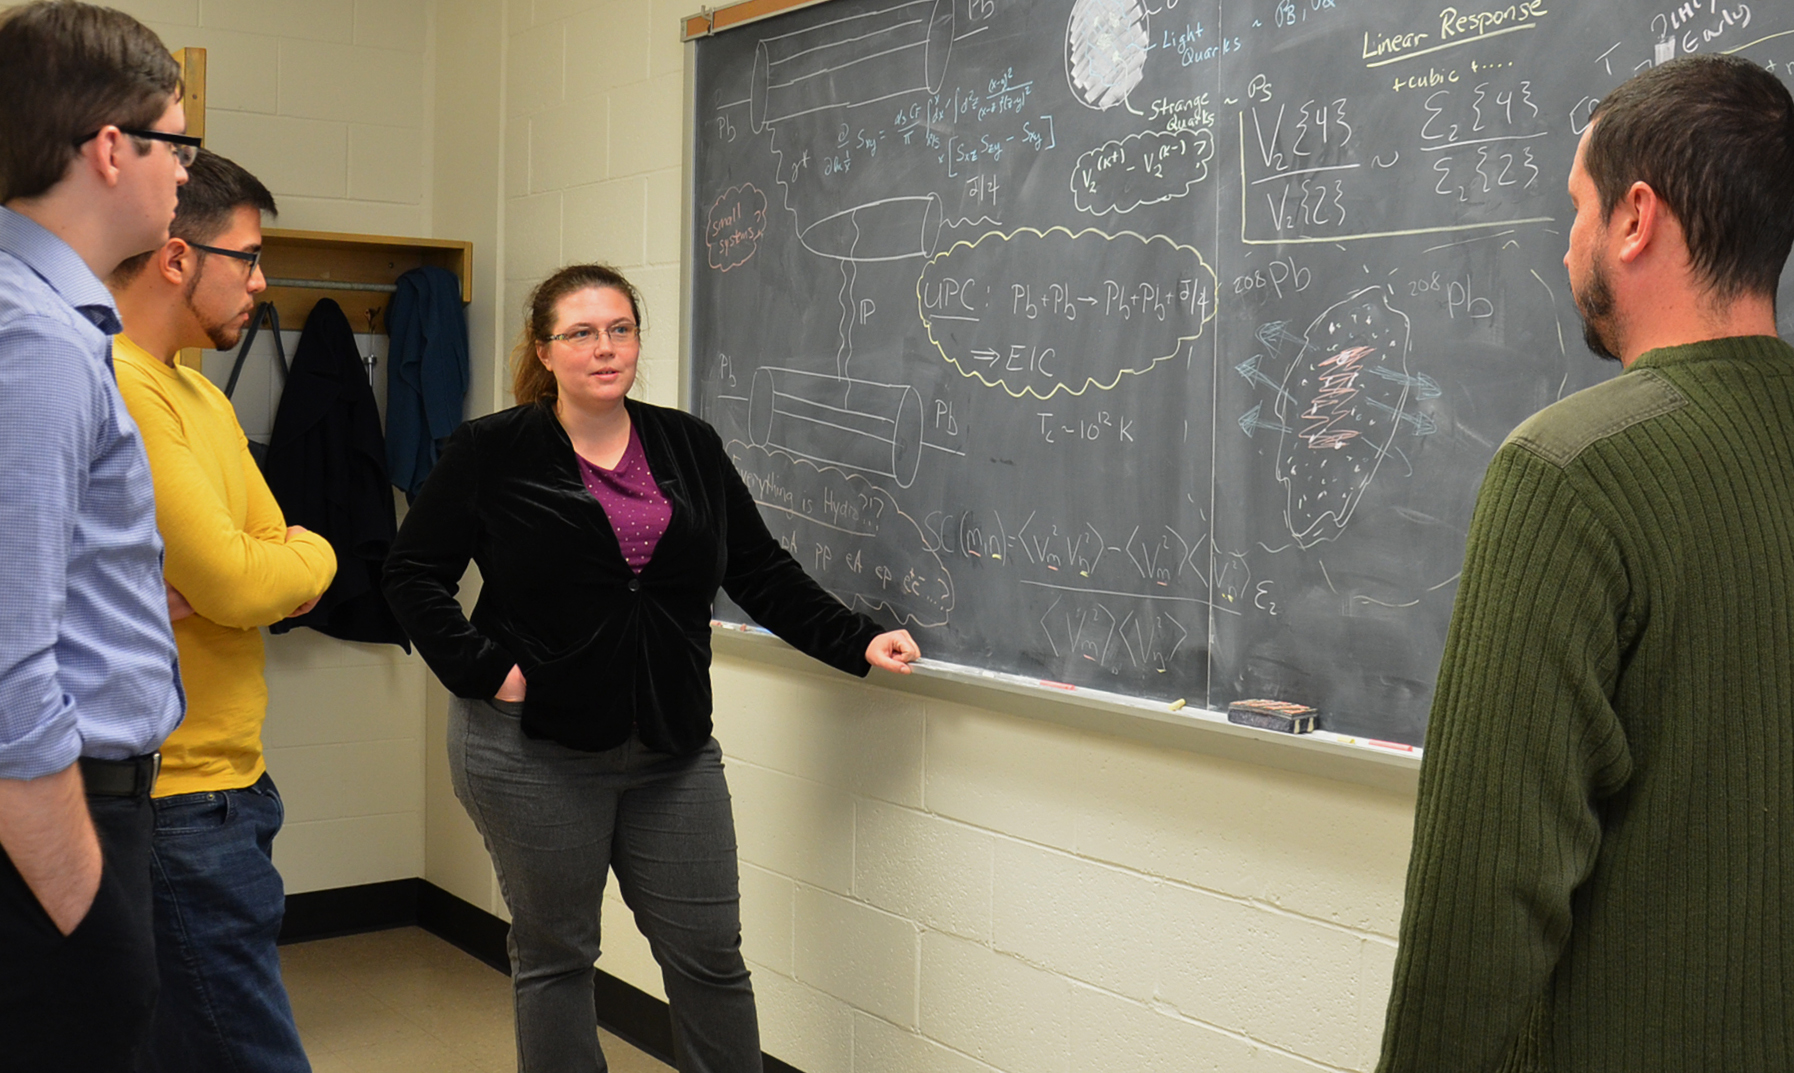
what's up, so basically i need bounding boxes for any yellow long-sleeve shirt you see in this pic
[113,335,335,797]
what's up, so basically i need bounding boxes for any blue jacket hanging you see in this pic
[385,265,468,499]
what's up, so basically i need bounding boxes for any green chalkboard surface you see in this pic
[687,0,1794,745]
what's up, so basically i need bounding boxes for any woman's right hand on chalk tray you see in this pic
[496,664,527,702]
[866,629,921,674]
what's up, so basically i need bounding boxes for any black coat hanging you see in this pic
[263,298,410,650]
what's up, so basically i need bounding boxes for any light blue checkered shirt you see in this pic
[0,206,183,780]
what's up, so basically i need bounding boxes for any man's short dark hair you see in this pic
[111,149,277,285]
[0,2,182,202]
[169,149,276,245]
[1587,54,1794,301]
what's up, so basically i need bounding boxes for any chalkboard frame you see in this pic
[675,0,1428,777]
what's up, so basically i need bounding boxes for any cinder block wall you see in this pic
[133,0,436,235]
[689,658,1412,1073]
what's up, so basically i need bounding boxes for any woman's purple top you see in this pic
[575,425,671,572]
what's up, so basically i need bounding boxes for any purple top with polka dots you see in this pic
[575,425,671,573]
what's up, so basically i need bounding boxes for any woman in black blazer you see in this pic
[384,263,919,1073]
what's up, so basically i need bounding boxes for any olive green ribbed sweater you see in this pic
[1378,335,1794,1073]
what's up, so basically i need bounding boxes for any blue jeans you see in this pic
[146,771,309,1073]
[449,696,760,1073]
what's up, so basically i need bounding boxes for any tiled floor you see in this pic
[282,926,673,1073]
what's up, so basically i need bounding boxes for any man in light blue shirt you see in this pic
[0,3,192,1068]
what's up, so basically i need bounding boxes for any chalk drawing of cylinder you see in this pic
[798,193,944,262]
[750,0,955,134]
[749,368,925,488]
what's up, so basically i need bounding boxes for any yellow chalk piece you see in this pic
[1168,698,1186,711]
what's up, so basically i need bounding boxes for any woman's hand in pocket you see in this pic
[495,664,527,702]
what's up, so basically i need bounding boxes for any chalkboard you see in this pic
[686,0,1794,746]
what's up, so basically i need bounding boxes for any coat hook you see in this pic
[362,307,380,386]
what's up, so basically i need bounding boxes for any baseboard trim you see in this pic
[281,879,800,1073]
[416,879,510,975]
[279,877,418,942]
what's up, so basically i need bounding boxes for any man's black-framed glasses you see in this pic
[190,243,262,275]
[73,127,202,167]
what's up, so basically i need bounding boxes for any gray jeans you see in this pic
[448,696,760,1073]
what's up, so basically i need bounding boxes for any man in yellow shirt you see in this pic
[109,149,335,1073]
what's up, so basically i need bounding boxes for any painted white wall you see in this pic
[114,0,443,892]
[422,0,511,919]
[133,0,437,235]
[714,655,1414,1073]
[499,0,689,406]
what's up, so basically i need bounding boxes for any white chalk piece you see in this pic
[1227,699,1318,734]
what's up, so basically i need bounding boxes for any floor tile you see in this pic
[282,927,673,1072]
[599,1028,680,1073]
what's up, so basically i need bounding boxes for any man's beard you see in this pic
[1574,256,1622,363]
[183,277,249,351]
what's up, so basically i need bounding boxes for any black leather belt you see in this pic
[79,753,160,798]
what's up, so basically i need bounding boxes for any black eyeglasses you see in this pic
[190,243,262,275]
[73,127,202,167]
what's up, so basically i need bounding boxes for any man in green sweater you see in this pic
[1377,56,1794,1071]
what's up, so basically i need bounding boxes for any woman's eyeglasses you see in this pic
[546,324,640,349]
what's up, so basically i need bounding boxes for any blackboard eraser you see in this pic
[1227,699,1319,734]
